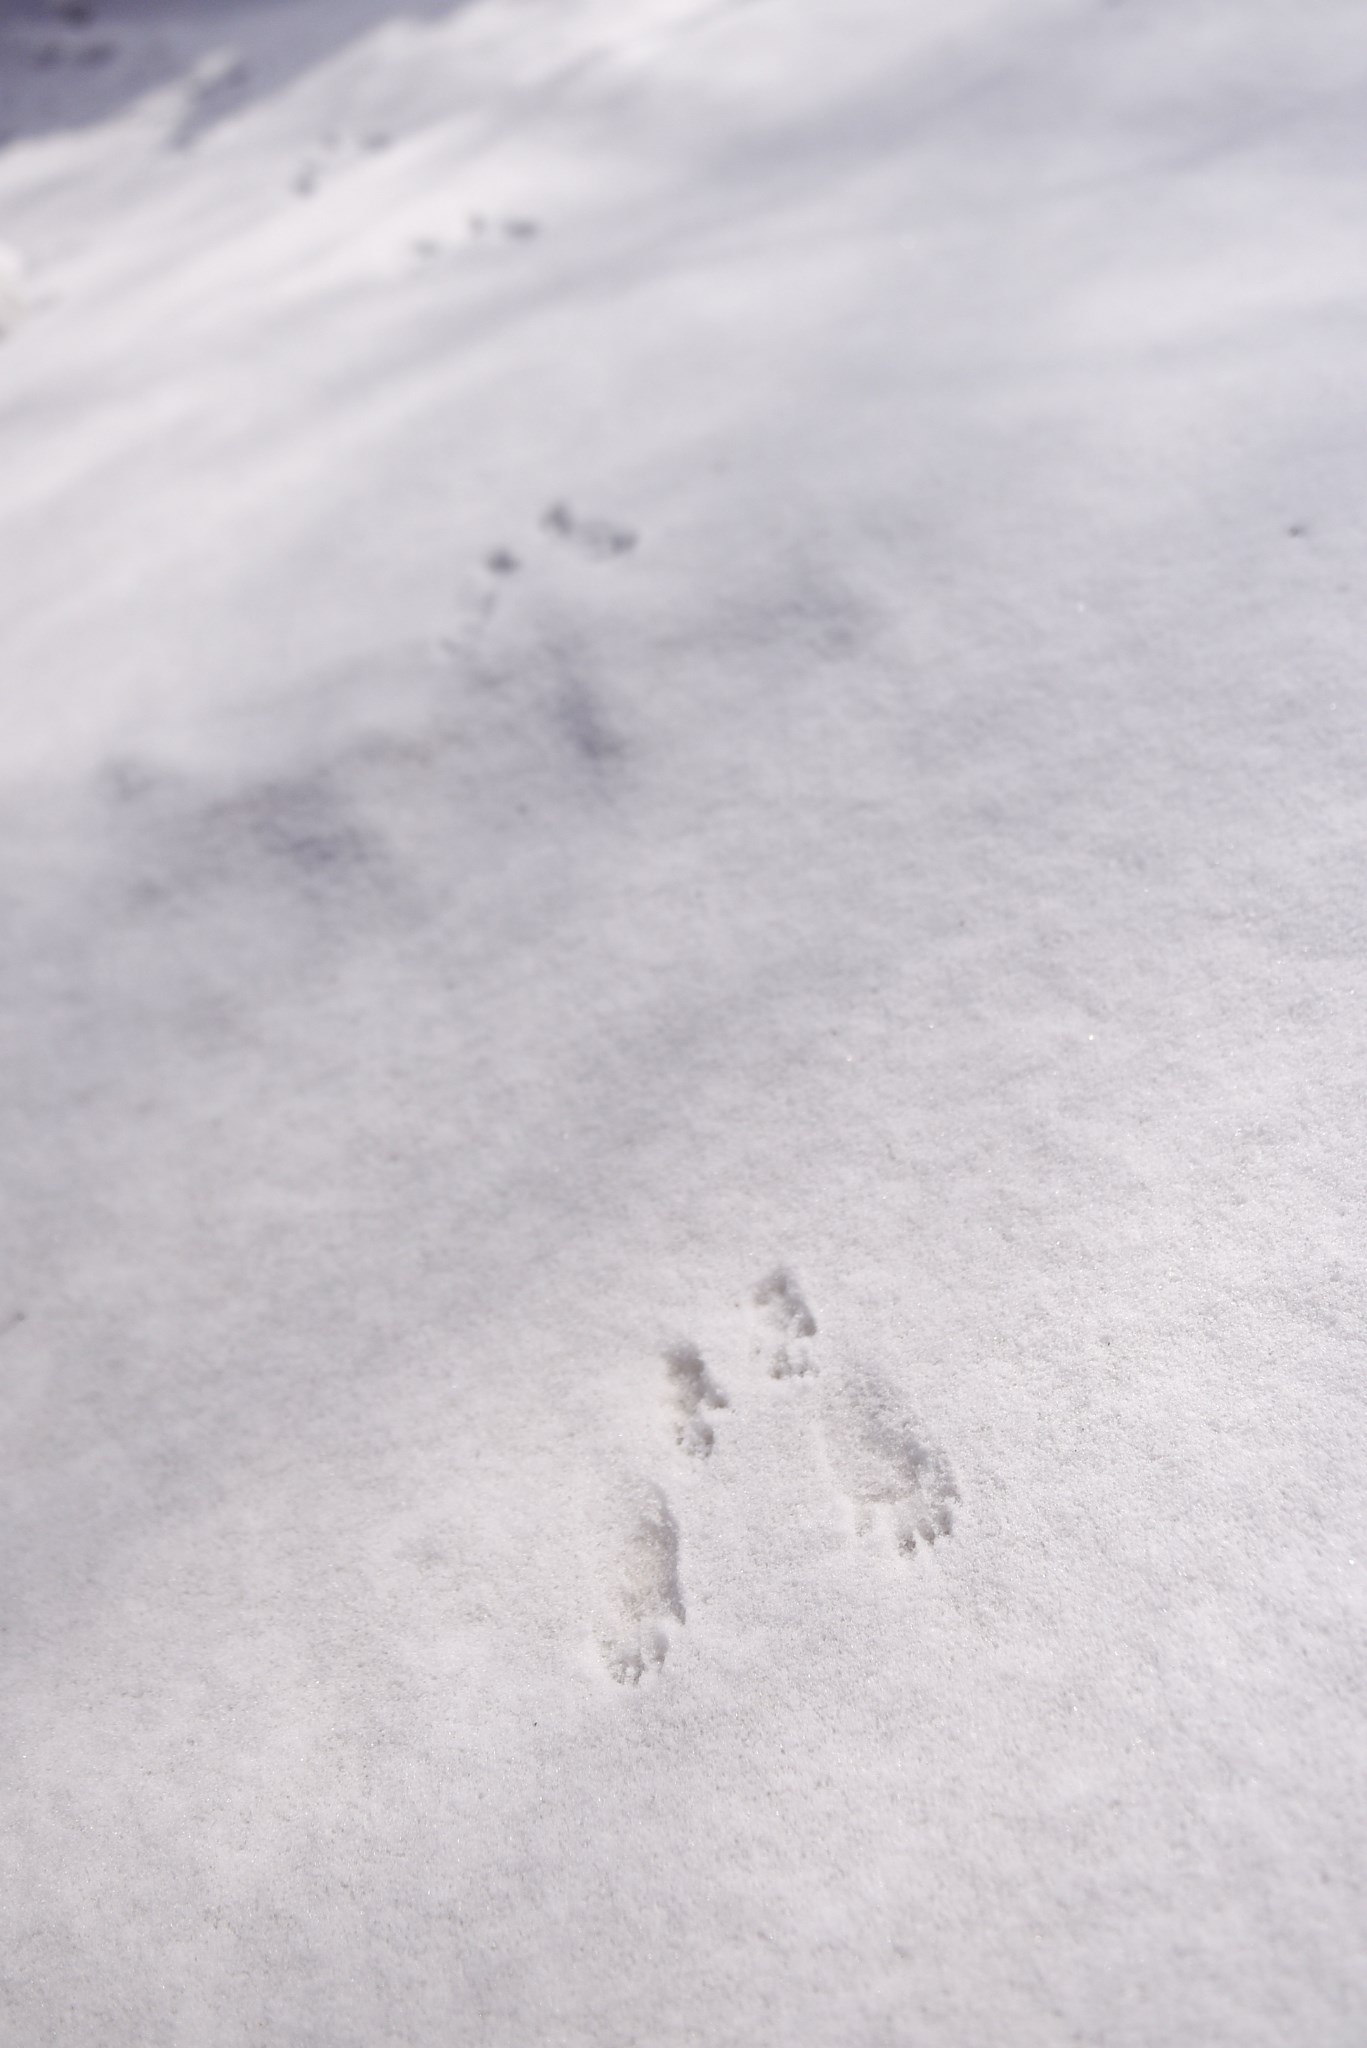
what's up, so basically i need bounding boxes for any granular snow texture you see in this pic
[2,1,1366,2042]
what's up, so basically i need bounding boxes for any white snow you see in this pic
[2,0,1366,2041]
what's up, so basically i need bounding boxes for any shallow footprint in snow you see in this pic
[818,1362,957,1556]
[663,1341,727,1458]
[542,500,637,560]
[596,1481,685,1685]
[751,1266,817,1378]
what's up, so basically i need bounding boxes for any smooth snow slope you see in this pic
[2,0,1366,2042]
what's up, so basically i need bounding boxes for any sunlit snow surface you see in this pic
[2,0,1366,2040]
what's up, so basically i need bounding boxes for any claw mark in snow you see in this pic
[752,1267,817,1378]
[663,1341,727,1457]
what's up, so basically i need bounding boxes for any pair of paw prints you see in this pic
[595,1269,958,1686]
[435,500,640,670]
[540,501,637,561]
[472,503,638,587]
[293,128,391,196]
[412,215,540,263]
[592,1351,714,1687]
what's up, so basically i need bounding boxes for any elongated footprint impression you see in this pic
[819,1363,957,1556]
[598,1482,685,1685]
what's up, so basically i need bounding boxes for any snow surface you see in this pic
[2,0,1367,2040]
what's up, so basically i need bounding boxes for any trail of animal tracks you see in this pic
[3,1,1367,2042]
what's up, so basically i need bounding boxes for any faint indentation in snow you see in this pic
[663,1341,727,1458]
[200,775,378,889]
[10,21,116,71]
[98,757,394,939]
[599,1482,685,1685]
[542,501,637,561]
[752,1267,817,1378]
[557,673,623,765]
[171,47,248,150]
[818,1363,957,1556]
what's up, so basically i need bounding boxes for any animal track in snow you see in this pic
[598,1482,685,1685]
[412,217,539,265]
[751,1267,817,1378]
[294,129,390,197]
[663,1342,727,1458]
[470,212,540,242]
[818,1363,957,1556]
[542,500,637,561]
